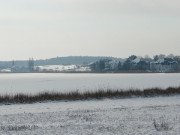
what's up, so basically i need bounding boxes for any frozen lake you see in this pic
[0,73,179,94]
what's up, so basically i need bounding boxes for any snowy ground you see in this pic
[0,96,180,135]
[36,65,91,72]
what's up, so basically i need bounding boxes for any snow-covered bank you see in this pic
[0,96,180,134]
[0,87,179,103]
[36,65,91,72]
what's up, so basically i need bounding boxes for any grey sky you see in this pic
[0,0,180,60]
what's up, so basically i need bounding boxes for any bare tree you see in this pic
[28,58,34,72]
[12,60,15,67]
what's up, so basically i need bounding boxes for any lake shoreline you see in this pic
[0,71,180,74]
[0,87,179,104]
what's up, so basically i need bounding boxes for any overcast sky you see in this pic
[0,0,180,60]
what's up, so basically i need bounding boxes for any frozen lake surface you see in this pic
[0,73,179,94]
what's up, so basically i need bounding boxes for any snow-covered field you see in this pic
[0,73,179,134]
[0,96,180,135]
[0,73,179,94]
[36,65,91,72]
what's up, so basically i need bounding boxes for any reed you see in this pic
[0,87,179,104]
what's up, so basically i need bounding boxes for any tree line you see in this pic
[90,54,180,72]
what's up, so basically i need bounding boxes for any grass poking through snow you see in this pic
[0,87,179,104]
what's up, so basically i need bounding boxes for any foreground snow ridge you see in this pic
[0,96,180,135]
[0,87,180,104]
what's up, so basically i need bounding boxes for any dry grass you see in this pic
[0,125,38,131]
[153,118,173,131]
[0,87,179,104]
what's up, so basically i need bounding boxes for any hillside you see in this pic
[0,56,123,69]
